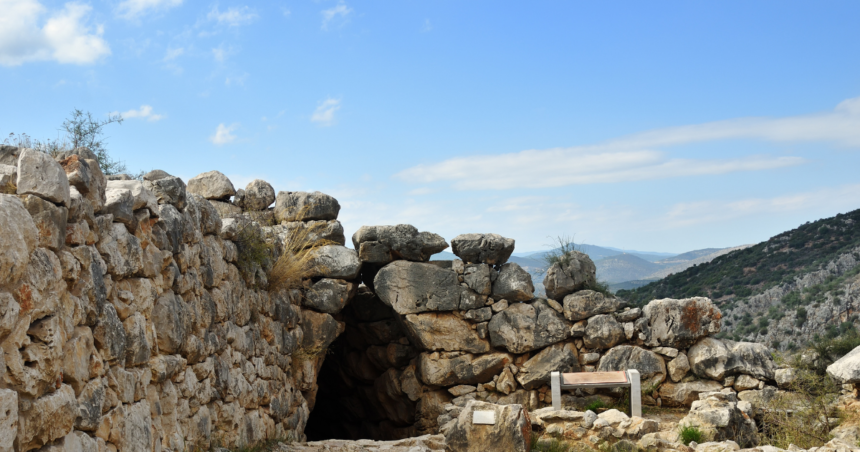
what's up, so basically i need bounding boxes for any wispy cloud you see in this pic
[163,46,183,61]
[321,1,352,30]
[210,123,238,145]
[396,96,860,190]
[114,105,164,122]
[225,72,248,86]
[0,0,110,66]
[211,44,236,62]
[117,0,182,20]
[208,5,257,27]
[311,98,341,126]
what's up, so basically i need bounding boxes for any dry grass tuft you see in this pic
[267,209,334,293]
[759,368,841,449]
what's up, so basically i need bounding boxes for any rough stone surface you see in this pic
[103,188,135,226]
[17,149,71,206]
[563,290,622,321]
[272,220,346,248]
[274,191,340,222]
[143,171,186,209]
[492,263,535,302]
[417,352,513,386]
[308,245,361,280]
[679,392,757,447]
[517,343,580,390]
[583,314,625,349]
[243,179,276,211]
[187,170,236,200]
[668,353,691,382]
[375,261,460,315]
[643,297,722,348]
[303,278,356,314]
[404,313,491,353]
[19,194,67,251]
[543,251,597,301]
[827,344,860,383]
[488,300,571,354]
[0,164,15,194]
[106,180,158,212]
[688,338,777,381]
[0,195,39,285]
[597,346,666,386]
[450,233,515,266]
[444,400,530,452]
[352,225,449,264]
[658,380,724,407]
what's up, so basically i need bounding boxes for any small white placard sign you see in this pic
[472,410,496,425]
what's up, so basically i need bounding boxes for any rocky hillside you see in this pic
[617,208,860,350]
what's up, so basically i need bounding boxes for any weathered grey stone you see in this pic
[679,392,757,447]
[271,220,346,248]
[597,346,666,386]
[668,353,690,382]
[274,191,340,222]
[417,352,514,386]
[0,388,16,452]
[375,261,460,315]
[459,287,486,311]
[106,180,158,213]
[658,380,723,407]
[187,170,235,200]
[143,171,186,209]
[75,377,105,431]
[352,224,448,263]
[17,149,70,206]
[543,251,596,301]
[563,290,622,321]
[445,400,531,452]
[488,299,571,354]
[301,309,344,352]
[733,374,760,391]
[96,222,143,277]
[60,155,108,213]
[103,187,134,226]
[517,343,580,390]
[583,314,625,349]
[688,338,776,381]
[152,291,187,354]
[242,179,275,210]
[303,278,356,314]
[463,307,492,322]
[775,368,797,388]
[93,303,127,363]
[123,312,151,367]
[463,264,492,295]
[156,204,184,252]
[450,233,515,265]
[17,385,77,451]
[0,164,17,194]
[404,313,491,353]
[307,245,361,280]
[18,194,67,251]
[643,297,721,348]
[492,263,534,302]
[0,146,19,166]
[827,345,860,383]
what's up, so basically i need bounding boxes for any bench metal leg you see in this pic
[550,371,562,411]
[627,369,641,418]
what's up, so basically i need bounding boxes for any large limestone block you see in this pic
[62,327,95,395]
[445,400,531,452]
[93,304,127,363]
[274,191,340,222]
[450,233,515,265]
[0,389,16,452]
[38,430,100,452]
[597,345,666,386]
[96,222,143,277]
[0,195,39,285]
[688,338,776,381]
[668,353,691,382]
[563,290,622,321]
[301,309,345,353]
[102,187,134,226]
[643,297,722,348]
[492,262,535,302]
[272,220,345,248]
[17,384,77,451]
[352,224,448,263]
[463,263,492,295]
[0,146,19,166]
[19,194,68,251]
[101,400,153,452]
[0,164,17,194]
[59,154,106,211]
[488,300,571,354]
[543,251,596,301]
[307,245,361,280]
[404,313,491,353]
[242,179,275,210]
[143,170,186,209]
[583,314,625,349]
[106,180,158,212]
[187,170,235,200]
[374,261,460,315]
[726,341,777,380]
[303,278,356,314]
[517,343,580,390]
[17,149,71,206]
[658,380,724,407]
[151,291,187,354]
[827,344,860,383]
[679,393,757,447]
[417,352,513,386]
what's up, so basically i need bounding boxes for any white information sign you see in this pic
[472,410,496,425]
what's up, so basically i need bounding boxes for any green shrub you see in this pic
[760,368,840,449]
[585,400,607,412]
[678,425,704,445]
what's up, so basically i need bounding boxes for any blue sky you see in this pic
[2,1,860,254]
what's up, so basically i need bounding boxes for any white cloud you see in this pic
[117,0,182,20]
[210,123,238,145]
[225,72,248,86]
[0,0,110,66]
[115,105,164,121]
[163,46,183,61]
[396,96,860,190]
[321,1,352,30]
[311,98,341,126]
[208,5,257,27]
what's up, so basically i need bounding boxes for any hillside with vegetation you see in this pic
[617,208,860,350]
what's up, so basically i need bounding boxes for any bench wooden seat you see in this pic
[550,370,641,417]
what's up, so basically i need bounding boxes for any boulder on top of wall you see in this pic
[444,400,531,452]
[106,180,159,213]
[687,337,777,381]
[492,263,534,302]
[103,187,134,226]
[272,220,346,249]
[404,313,491,354]
[543,251,596,301]
[17,148,71,206]
[516,343,580,390]
[827,345,860,383]
[488,299,571,354]
[597,345,666,386]
[303,278,357,314]
[563,290,622,321]
[417,352,514,386]
[643,297,722,348]
[0,164,16,194]
[352,224,448,264]
[19,194,67,251]
[583,314,625,350]
[450,233,515,265]
[143,170,187,209]
[307,245,361,280]
[374,261,460,315]
[243,179,276,211]
[274,191,340,223]
[187,170,236,200]
[58,155,107,212]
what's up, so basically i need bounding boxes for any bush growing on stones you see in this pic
[268,208,336,293]
[234,221,275,286]
[677,424,704,446]
[759,367,842,449]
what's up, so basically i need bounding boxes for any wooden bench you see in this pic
[550,370,641,417]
